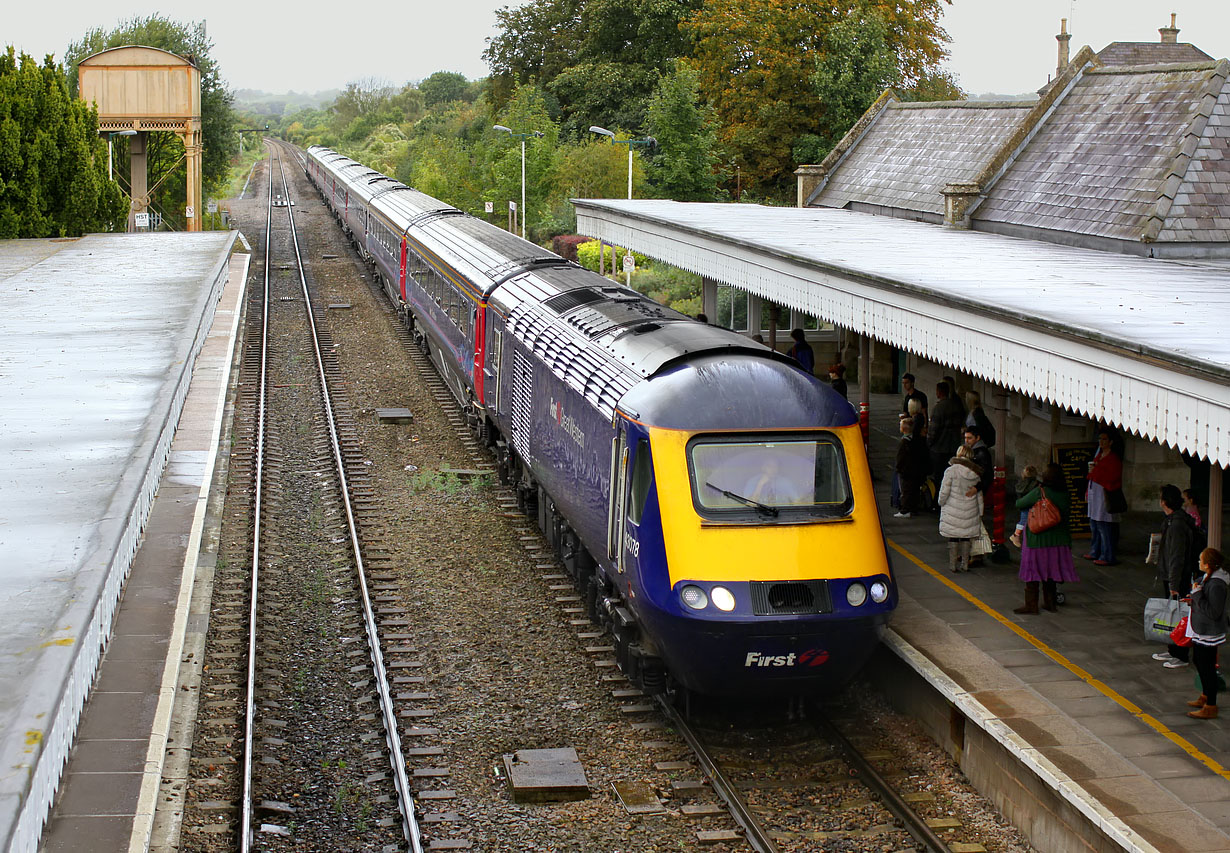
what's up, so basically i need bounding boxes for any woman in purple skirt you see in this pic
[1013,462,1079,614]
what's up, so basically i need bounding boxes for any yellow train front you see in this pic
[613,353,895,695]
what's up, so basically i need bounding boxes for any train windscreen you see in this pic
[687,433,853,521]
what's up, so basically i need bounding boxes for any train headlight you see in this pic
[870,581,890,604]
[680,585,708,610]
[710,586,736,612]
[846,582,868,607]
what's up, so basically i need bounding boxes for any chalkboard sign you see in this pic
[1052,443,1096,540]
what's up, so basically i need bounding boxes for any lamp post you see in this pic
[492,125,544,239]
[107,129,137,180]
[589,126,655,199]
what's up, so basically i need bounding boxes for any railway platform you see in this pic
[0,233,245,853]
[864,392,1230,852]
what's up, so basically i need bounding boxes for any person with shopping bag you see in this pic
[1183,548,1228,720]
[1013,463,1080,614]
[937,445,983,572]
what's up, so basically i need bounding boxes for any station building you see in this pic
[577,16,1230,543]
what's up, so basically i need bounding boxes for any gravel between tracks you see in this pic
[186,149,1035,852]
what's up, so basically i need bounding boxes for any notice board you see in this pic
[1052,443,1096,540]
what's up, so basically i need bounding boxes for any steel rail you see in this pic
[273,148,423,853]
[239,147,274,853]
[811,712,954,853]
[653,696,780,853]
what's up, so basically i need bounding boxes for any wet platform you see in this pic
[863,392,1230,852]
[0,233,243,853]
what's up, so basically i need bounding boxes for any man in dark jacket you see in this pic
[1159,484,1201,597]
[963,426,994,496]
[901,373,927,415]
[928,381,965,480]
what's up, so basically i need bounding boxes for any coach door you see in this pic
[608,427,630,574]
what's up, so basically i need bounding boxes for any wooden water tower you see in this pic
[78,46,203,232]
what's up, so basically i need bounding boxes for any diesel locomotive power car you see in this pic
[305,145,896,696]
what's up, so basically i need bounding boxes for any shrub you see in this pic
[551,234,589,262]
[576,240,650,274]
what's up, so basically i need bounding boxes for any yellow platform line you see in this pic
[889,539,1230,780]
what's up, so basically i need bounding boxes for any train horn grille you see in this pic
[750,580,832,615]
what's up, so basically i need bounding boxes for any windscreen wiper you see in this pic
[705,482,779,517]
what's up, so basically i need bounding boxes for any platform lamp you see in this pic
[588,126,656,200]
[107,129,137,180]
[492,125,544,239]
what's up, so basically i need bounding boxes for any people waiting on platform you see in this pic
[1158,484,1202,598]
[828,363,848,399]
[901,373,927,415]
[928,381,965,479]
[961,425,994,567]
[938,445,983,572]
[944,376,965,415]
[1084,429,1124,566]
[786,328,815,375]
[1184,488,1205,530]
[894,416,928,518]
[964,391,995,448]
[1009,465,1041,548]
[1014,463,1079,614]
[1181,548,1227,720]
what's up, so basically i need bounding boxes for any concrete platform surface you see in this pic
[0,232,237,853]
[866,392,1230,852]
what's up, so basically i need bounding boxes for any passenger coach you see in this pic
[305,145,896,696]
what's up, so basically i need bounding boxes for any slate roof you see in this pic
[802,49,1230,256]
[812,102,1033,217]
[972,62,1230,247]
[1097,41,1212,66]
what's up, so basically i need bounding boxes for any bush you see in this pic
[576,240,650,274]
[551,234,589,262]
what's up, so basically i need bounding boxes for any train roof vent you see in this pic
[488,256,572,286]
[542,288,607,315]
[370,184,414,201]
[408,208,465,227]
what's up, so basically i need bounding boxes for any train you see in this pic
[303,145,897,696]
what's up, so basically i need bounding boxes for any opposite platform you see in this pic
[0,233,238,853]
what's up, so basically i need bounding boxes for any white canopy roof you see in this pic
[573,200,1230,466]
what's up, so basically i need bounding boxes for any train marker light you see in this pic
[680,585,708,610]
[846,582,868,607]
[870,581,890,603]
[711,586,736,612]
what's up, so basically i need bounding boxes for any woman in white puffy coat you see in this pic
[938,445,984,573]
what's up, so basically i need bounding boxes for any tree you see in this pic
[645,62,724,201]
[65,15,237,226]
[0,47,127,237]
[419,71,471,108]
[683,0,951,201]
[484,0,700,136]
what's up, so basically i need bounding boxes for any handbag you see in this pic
[1170,615,1192,648]
[1027,492,1061,534]
[1144,596,1189,644]
[1106,487,1128,514]
[971,523,992,557]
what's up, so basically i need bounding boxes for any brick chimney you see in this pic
[1159,13,1179,44]
[1056,18,1071,76]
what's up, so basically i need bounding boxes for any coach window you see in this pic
[627,439,653,525]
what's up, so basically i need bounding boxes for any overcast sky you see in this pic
[6,1,1230,98]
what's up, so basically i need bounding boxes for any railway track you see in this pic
[180,147,475,852]
[656,697,968,852]
[292,141,1001,853]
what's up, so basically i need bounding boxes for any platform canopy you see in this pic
[573,199,1230,467]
